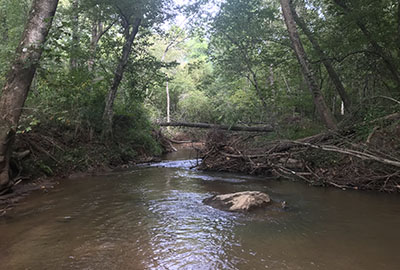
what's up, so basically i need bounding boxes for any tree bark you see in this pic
[290,2,351,112]
[0,0,59,194]
[159,121,274,132]
[161,43,173,123]
[280,0,337,130]
[166,80,170,122]
[70,0,79,70]
[333,0,400,88]
[102,18,141,135]
[248,70,268,112]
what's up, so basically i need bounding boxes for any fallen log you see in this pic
[158,121,274,132]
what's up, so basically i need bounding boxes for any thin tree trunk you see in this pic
[102,18,141,135]
[333,0,400,88]
[166,81,170,122]
[290,2,351,112]
[248,71,268,112]
[269,64,274,87]
[88,21,102,71]
[280,0,337,129]
[161,44,172,123]
[88,19,115,71]
[282,74,291,92]
[160,34,186,123]
[70,0,79,70]
[0,0,59,194]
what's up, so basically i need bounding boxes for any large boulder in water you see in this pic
[203,191,271,212]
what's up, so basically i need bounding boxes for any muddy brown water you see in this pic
[1,149,400,270]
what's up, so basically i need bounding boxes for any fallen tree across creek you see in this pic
[158,121,274,132]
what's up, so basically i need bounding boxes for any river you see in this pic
[1,149,400,270]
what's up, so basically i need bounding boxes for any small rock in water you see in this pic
[203,191,271,212]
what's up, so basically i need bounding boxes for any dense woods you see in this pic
[1,0,399,194]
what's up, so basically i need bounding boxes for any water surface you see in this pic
[1,149,400,269]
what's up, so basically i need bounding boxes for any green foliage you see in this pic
[276,116,324,140]
[178,90,213,122]
[0,0,31,86]
[114,103,162,155]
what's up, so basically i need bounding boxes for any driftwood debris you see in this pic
[199,125,400,192]
[158,121,274,133]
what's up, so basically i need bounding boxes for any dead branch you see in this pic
[159,121,274,132]
[292,141,400,168]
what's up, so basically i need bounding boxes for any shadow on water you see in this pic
[0,148,400,269]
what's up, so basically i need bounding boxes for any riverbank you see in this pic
[0,126,204,212]
[0,118,168,209]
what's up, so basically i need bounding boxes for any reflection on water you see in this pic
[1,149,400,269]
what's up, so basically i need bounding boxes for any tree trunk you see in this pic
[159,121,274,132]
[102,18,141,135]
[0,0,59,194]
[88,19,115,71]
[280,0,337,130]
[290,2,351,112]
[161,41,176,123]
[166,80,170,122]
[249,71,268,112]
[88,21,102,71]
[268,64,274,87]
[334,0,400,88]
[69,0,79,70]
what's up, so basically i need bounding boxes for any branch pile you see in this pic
[199,120,400,192]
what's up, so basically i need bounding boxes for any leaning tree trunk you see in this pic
[102,18,141,136]
[333,0,400,88]
[290,2,351,113]
[280,0,337,130]
[0,0,59,194]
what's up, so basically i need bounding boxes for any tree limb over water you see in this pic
[158,122,274,132]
